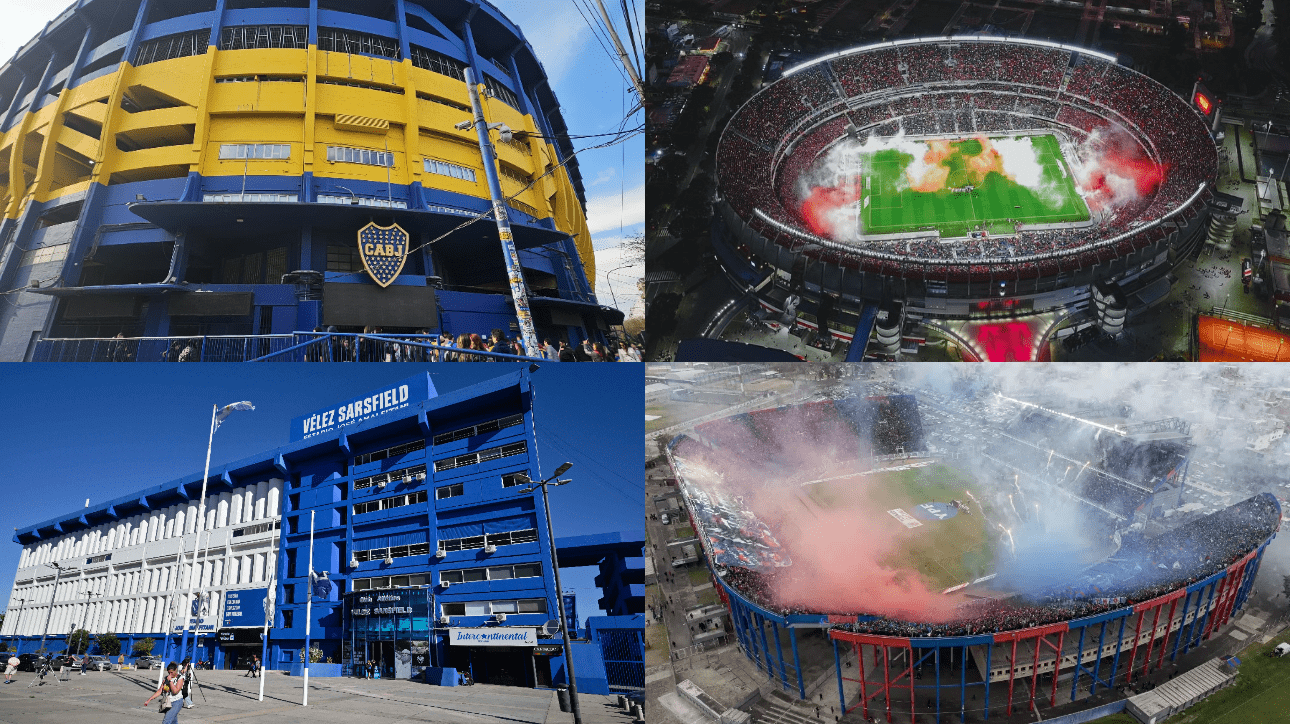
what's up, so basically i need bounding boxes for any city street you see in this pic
[0,668,632,724]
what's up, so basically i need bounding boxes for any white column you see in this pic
[217,493,230,528]
[212,558,225,587]
[267,478,283,518]
[253,552,265,582]
[229,490,243,527]
[186,503,198,535]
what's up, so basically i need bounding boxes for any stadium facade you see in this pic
[713,37,1218,359]
[665,397,1279,723]
[3,369,645,693]
[0,0,621,363]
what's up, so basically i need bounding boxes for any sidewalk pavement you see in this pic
[0,667,630,724]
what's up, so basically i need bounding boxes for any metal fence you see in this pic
[600,628,645,692]
[33,334,546,363]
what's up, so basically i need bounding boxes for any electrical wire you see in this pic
[569,0,635,92]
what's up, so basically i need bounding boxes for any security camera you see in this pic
[454,120,472,131]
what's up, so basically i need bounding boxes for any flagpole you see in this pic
[258,514,280,702]
[157,540,187,688]
[303,510,314,707]
[178,404,218,669]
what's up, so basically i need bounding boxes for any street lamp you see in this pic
[7,598,27,652]
[79,591,104,659]
[38,562,78,658]
[512,462,580,724]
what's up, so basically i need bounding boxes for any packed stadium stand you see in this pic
[714,37,1218,306]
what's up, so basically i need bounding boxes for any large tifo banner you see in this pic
[291,372,437,441]
[449,628,538,647]
[222,588,269,628]
[173,592,217,633]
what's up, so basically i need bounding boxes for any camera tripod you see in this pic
[26,663,62,688]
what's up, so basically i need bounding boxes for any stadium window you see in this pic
[317,27,399,60]
[353,464,427,491]
[218,144,291,160]
[482,75,521,110]
[409,45,465,82]
[432,413,524,445]
[440,602,466,616]
[133,30,211,66]
[501,473,526,488]
[19,243,69,267]
[326,244,361,273]
[220,25,308,50]
[355,439,425,466]
[423,158,477,183]
[433,441,526,472]
[326,145,394,168]
[317,195,406,209]
[435,483,464,500]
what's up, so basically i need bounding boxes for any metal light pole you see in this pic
[259,514,281,702]
[38,562,77,657]
[462,67,541,355]
[8,598,27,651]
[85,591,103,658]
[514,462,580,724]
[303,510,315,707]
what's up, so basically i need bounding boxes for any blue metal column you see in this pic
[393,0,411,60]
[983,643,990,721]
[1171,591,1192,662]
[772,621,788,691]
[209,0,227,51]
[791,627,805,699]
[1070,624,1086,702]
[756,613,772,678]
[833,638,846,715]
[960,645,968,723]
[935,647,942,724]
[1186,581,1216,653]
[122,0,154,66]
[1,70,31,130]
[1234,546,1267,611]
[1090,620,1107,695]
[61,17,97,99]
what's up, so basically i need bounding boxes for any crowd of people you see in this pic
[718,38,1217,278]
[719,493,1278,639]
[302,327,642,362]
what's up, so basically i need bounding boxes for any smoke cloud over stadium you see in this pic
[795,132,1076,240]
[664,364,1286,634]
[1070,125,1165,213]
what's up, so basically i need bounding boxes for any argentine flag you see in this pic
[214,401,255,431]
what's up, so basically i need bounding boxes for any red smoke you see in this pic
[1075,128,1167,211]
[800,178,862,237]
[681,403,966,622]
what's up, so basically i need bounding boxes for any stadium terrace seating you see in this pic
[716,38,1218,277]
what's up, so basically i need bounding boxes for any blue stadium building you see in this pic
[4,368,644,694]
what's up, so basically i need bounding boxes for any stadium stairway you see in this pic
[750,690,828,724]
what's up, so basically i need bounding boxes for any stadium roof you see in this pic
[1196,316,1290,362]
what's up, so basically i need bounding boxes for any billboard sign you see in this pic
[291,372,437,441]
[448,628,538,647]
[222,588,269,629]
[173,592,217,633]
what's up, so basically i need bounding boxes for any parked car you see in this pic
[84,655,112,671]
[16,653,48,672]
[134,655,164,670]
[660,513,671,525]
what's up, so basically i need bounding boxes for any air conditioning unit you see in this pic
[416,472,427,481]
[377,480,387,489]
[439,580,451,589]
[484,545,497,554]
[438,615,451,624]
[434,549,446,559]
[494,613,507,623]
[383,556,394,565]
[349,557,360,569]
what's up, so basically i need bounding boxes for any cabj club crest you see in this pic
[358,221,410,288]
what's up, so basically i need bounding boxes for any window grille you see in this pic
[316,195,406,209]
[423,159,478,183]
[410,45,465,82]
[220,25,308,50]
[353,463,428,491]
[318,27,400,59]
[432,414,524,445]
[440,563,540,583]
[353,489,429,516]
[219,144,291,160]
[435,483,464,500]
[353,542,431,563]
[19,244,69,267]
[356,439,425,466]
[203,193,298,203]
[133,30,211,66]
[326,146,394,167]
[437,527,537,552]
[433,441,526,472]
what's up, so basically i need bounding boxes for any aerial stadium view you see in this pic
[645,0,1290,362]
[645,363,1290,724]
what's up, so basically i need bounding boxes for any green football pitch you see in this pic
[802,463,996,591]
[860,134,1090,237]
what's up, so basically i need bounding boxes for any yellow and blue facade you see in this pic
[0,0,620,361]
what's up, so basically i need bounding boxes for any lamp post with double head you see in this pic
[38,562,78,659]
[513,462,579,724]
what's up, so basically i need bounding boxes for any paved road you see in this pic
[0,668,631,724]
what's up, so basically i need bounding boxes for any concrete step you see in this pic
[750,698,822,724]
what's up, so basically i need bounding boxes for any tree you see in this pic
[132,638,155,657]
[94,632,121,657]
[67,628,92,655]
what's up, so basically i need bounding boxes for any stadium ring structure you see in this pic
[0,0,620,363]
[664,400,1279,724]
[712,36,1219,352]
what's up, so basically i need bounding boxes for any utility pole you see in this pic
[592,0,644,100]
[39,562,77,657]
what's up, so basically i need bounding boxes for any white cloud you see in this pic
[587,167,617,187]
[503,6,592,86]
[584,183,645,235]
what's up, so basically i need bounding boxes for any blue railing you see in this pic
[32,334,545,362]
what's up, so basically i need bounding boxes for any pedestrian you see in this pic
[80,652,89,676]
[143,662,187,724]
[245,655,255,678]
[543,339,558,360]
[4,654,17,683]
[253,654,260,678]
[558,341,577,362]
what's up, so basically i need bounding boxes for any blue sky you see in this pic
[0,0,645,316]
[0,364,644,628]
